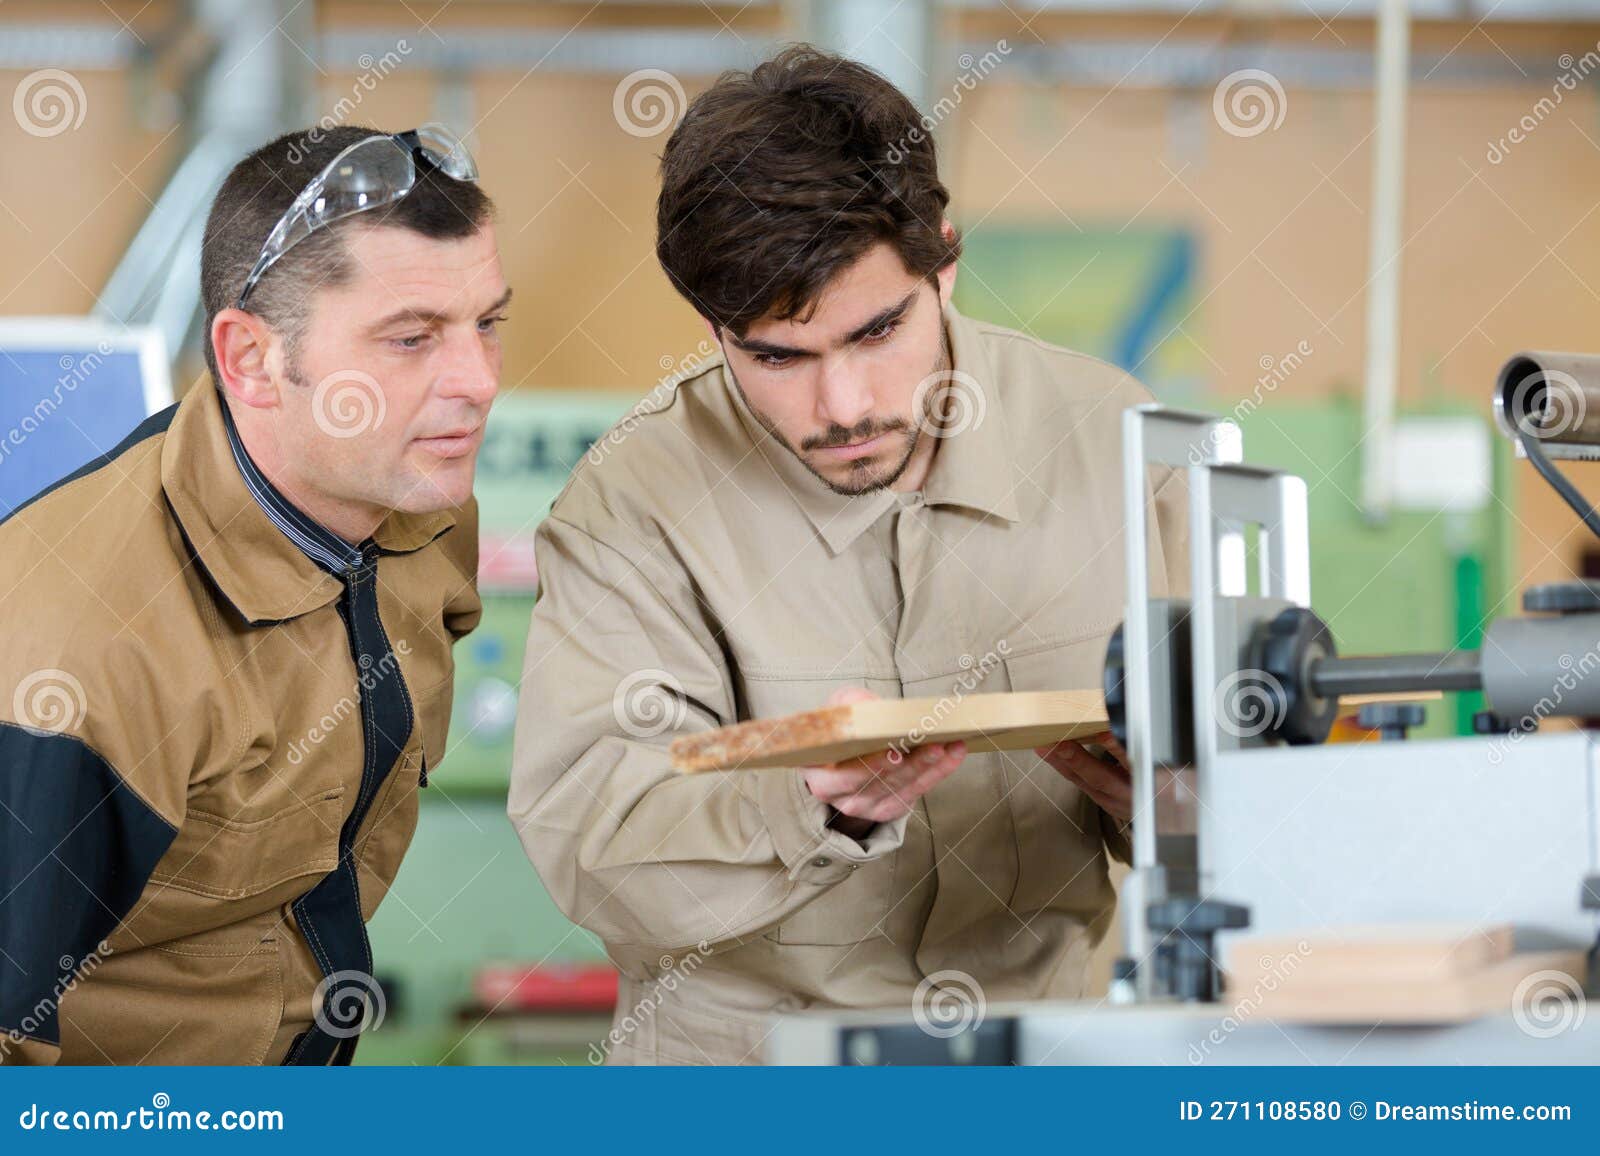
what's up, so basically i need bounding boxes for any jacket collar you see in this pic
[219,398,365,576]
[724,300,1019,555]
[161,383,455,625]
[921,302,1020,526]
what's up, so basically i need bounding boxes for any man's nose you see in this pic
[436,331,500,406]
[815,355,873,430]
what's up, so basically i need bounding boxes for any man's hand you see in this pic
[1035,730,1131,821]
[802,688,966,839]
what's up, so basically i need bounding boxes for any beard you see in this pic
[729,340,949,497]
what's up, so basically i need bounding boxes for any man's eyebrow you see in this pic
[365,287,513,335]
[727,333,811,359]
[728,287,922,358]
[842,287,920,345]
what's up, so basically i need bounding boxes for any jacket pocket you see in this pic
[148,785,347,904]
[769,854,897,946]
[1000,638,1117,917]
[411,675,456,783]
[58,925,283,1065]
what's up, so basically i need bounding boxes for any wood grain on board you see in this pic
[669,688,1450,774]
[670,689,1107,774]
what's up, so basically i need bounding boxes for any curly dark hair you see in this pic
[656,45,961,337]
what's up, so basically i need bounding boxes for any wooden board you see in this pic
[670,689,1108,774]
[1337,690,1445,707]
[1227,949,1585,1025]
[1225,924,1584,1024]
[1236,924,1513,986]
[669,687,1455,774]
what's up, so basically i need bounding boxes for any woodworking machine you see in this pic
[1104,351,1600,1005]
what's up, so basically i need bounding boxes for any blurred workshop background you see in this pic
[2,0,1599,1062]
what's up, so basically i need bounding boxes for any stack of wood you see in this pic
[1224,924,1587,1023]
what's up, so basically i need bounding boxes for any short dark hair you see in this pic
[656,45,960,337]
[199,124,494,384]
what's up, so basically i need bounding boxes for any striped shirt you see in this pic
[218,394,365,574]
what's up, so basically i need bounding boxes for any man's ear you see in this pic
[211,308,283,410]
[704,316,730,361]
[935,220,959,307]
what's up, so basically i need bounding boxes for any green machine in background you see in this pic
[361,391,638,1065]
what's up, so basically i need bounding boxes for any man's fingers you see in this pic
[1047,749,1133,820]
[815,741,965,819]
[1042,742,1131,799]
[1079,730,1128,768]
[1077,783,1131,821]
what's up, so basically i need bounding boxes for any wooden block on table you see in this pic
[1236,923,1514,986]
[1230,949,1585,1025]
[1225,924,1582,1025]
[670,689,1109,774]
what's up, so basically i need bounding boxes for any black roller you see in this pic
[1251,606,1340,745]
[1103,623,1126,747]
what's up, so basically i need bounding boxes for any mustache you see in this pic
[800,417,907,452]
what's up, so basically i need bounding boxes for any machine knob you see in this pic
[1522,581,1600,614]
[1357,701,1425,740]
[1252,607,1339,745]
[1472,709,1517,736]
[1146,897,1250,1003]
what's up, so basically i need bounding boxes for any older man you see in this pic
[1,124,502,1064]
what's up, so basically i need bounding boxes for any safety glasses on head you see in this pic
[234,123,479,309]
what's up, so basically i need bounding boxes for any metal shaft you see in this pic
[1309,650,1483,698]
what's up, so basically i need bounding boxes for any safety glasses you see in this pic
[235,123,479,309]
